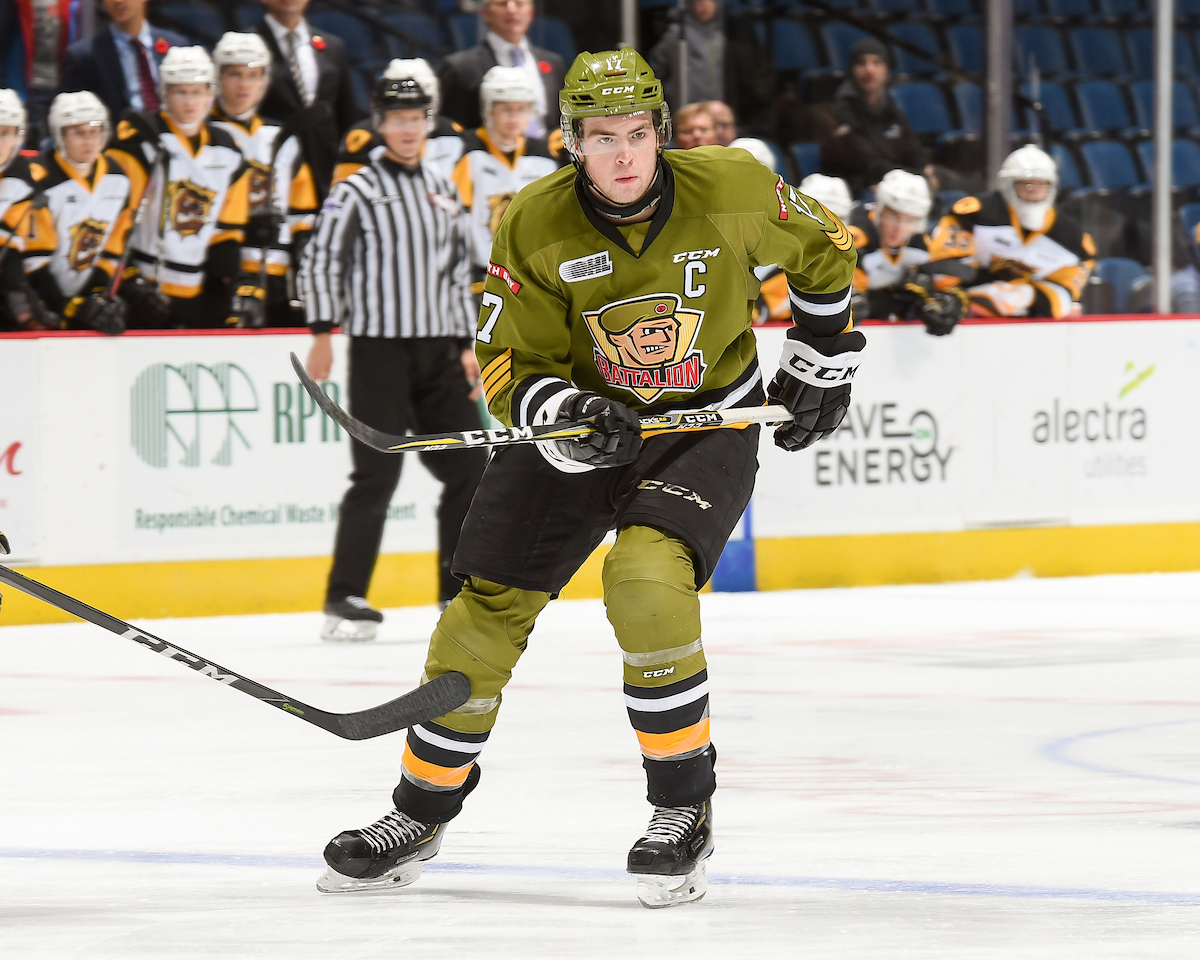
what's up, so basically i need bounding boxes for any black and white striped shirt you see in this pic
[300,156,474,338]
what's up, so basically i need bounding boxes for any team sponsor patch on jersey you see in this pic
[583,292,708,403]
[558,250,613,283]
[487,261,521,294]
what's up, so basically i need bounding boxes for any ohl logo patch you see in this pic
[68,218,108,271]
[583,293,707,403]
[162,179,216,238]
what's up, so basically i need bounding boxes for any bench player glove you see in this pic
[118,274,172,328]
[768,325,865,452]
[66,293,127,335]
[903,276,968,336]
[554,391,643,467]
[243,211,283,250]
[228,276,267,328]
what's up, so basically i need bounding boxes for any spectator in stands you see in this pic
[438,0,567,139]
[332,60,467,187]
[926,145,1094,319]
[673,103,718,149]
[650,0,725,109]
[819,38,930,198]
[11,0,73,147]
[23,92,133,335]
[705,100,736,146]
[255,0,359,201]
[58,0,188,129]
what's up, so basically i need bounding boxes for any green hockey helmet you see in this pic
[559,48,671,160]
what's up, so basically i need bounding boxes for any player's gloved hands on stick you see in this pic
[118,275,172,328]
[555,391,643,467]
[243,212,282,250]
[768,325,866,452]
[67,293,127,335]
[904,275,967,337]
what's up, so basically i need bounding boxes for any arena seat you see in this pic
[925,0,978,18]
[382,13,447,62]
[771,20,826,77]
[1135,139,1200,190]
[945,24,983,74]
[157,3,225,47]
[1068,27,1132,79]
[1126,30,1197,80]
[1043,0,1095,21]
[1074,81,1140,139]
[791,141,822,179]
[891,82,968,141]
[528,18,577,63]
[890,22,943,77]
[449,13,479,51]
[1014,26,1074,77]
[821,21,873,72]
[1079,139,1145,189]
[952,82,982,135]
[1129,81,1200,138]
[1091,257,1149,311]
[307,10,377,64]
[1020,80,1084,139]
[233,4,263,31]
[1048,142,1084,191]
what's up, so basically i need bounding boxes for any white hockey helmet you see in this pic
[728,137,776,173]
[213,32,272,72]
[998,144,1058,232]
[480,65,540,117]
[799,173,852,221]
[874,169,932,229]
[159,45,217,97]
[383,58,440,117]
[48,91,110,157]
[0,88,26,137]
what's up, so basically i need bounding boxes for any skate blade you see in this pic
[320,616,378,642]
[633,863,708,909]
[316,861,423,894]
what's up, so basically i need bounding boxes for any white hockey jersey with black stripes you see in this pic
[450,128,559,279]
[105,111,252,298]
[27,152,133,298]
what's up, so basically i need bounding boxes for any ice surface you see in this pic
[3,573,1200,958]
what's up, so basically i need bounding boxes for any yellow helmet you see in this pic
[559,48,671,160]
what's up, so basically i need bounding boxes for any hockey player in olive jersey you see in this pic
[331,59,465,185]
[925,145,1095,319]
[317,49,862,908]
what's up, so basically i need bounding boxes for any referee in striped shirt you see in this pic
[301,74,487,641]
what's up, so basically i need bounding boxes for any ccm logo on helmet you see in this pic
[601,85,635,94]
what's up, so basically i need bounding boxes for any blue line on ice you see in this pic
[2,847,1198,905]
[1040,717,1200,787]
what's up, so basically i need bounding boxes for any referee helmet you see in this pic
[372,76,434,134]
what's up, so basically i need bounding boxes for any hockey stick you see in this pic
[290,352,793,454]
[0,563,470,740]
[254,103,333,301]
[104,140,165,301]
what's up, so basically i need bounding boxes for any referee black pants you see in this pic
[327,336,488,605]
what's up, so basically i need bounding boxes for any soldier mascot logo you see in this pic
[583,293,707,403]
[68,218,108,271]
[163,179,217,237]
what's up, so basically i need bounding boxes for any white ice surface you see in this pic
[3,573,1200,958]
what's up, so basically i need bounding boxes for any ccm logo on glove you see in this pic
[778,336,861,386]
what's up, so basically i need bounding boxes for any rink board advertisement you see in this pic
[2,318,1199,617]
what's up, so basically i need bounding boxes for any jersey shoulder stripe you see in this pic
[206,122,241,153]
[459,129,487,154]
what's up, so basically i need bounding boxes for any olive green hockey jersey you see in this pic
[476,145,857,429]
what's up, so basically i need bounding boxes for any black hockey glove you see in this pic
[119,275,172,328]
[228,277,267,328]
[554,391,643,468]
[4,288,60,331]
[66,293,127,335]
[243,211,283,250]
[768,325,866,452]
[904,277,968,336]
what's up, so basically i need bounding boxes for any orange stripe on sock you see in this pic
[401,745,475,788]
[635,718,711,761]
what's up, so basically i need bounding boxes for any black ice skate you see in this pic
[320,595,383,641]
[317,808,444,893]
[626,799,714,908]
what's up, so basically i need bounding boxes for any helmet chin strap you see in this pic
[576,156,664,222]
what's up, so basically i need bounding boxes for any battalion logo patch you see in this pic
[559,250,613,283]
[487,261,521,294]
[68,218,108,271]
[162,180,216,238]
[583,293,707,403]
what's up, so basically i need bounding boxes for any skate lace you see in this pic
[641,805,698,845]
[345,596,373,611]
[358,809,427,855]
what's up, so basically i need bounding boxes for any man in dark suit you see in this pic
[255,0,361,201]
[438,0,565,138]
[57,0,188,124]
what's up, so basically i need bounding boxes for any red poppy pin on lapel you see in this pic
[538,60,551,74]
[154,37,169,54]
[312,36,326,50]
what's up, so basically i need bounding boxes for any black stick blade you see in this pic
[0,531,8,555]
[290,352,408,452]
[334,671,472,740]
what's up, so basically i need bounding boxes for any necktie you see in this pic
[287,30,310,105]
[510,46,524,67]
[134,38,160,113]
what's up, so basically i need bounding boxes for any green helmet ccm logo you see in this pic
[559,47,671,157]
